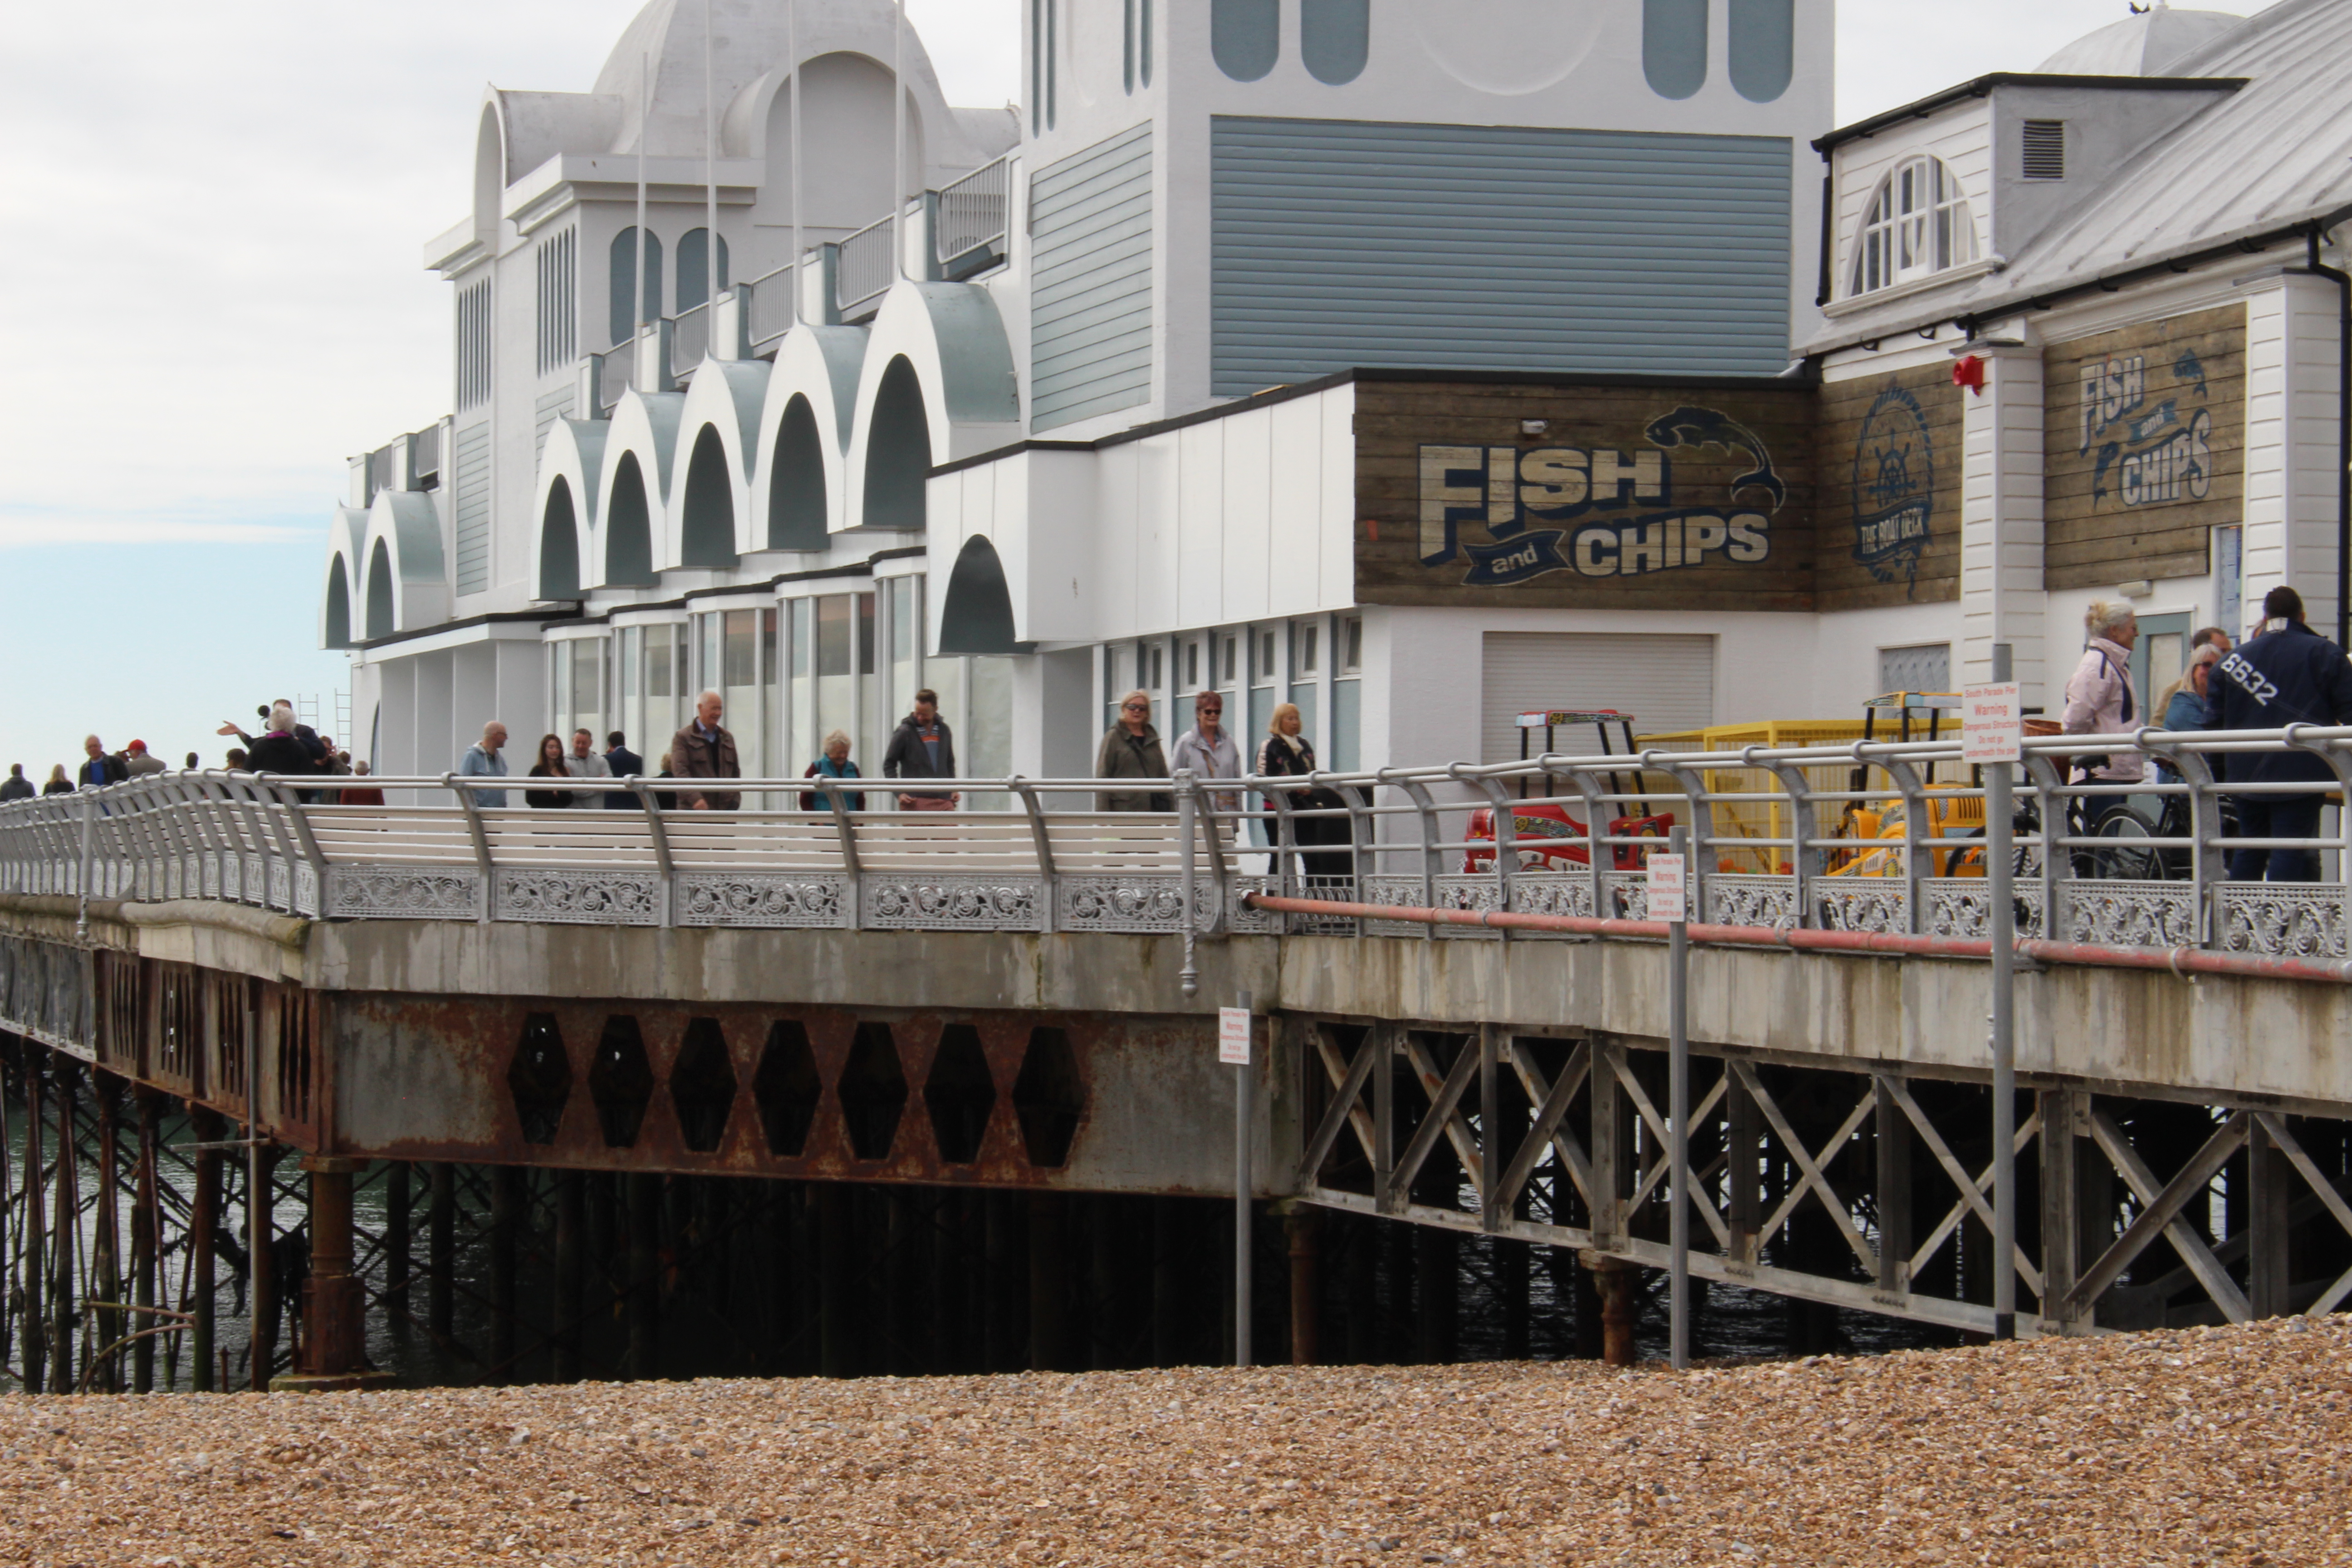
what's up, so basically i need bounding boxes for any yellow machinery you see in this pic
[1825,693,1988,878]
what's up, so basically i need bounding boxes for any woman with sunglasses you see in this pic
[1095,690,1171,812]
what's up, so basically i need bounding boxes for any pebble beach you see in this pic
[3,1318,2347,1567]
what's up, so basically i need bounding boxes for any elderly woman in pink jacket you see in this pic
[2060,599,2146,803]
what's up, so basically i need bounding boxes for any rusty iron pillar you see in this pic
[273,1156,393,1392]
[1581,1251,1643,1368]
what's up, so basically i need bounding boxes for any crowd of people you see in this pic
[0,699,383,806]
[2061,583,2352,884]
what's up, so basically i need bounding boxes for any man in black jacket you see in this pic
[882,689,960,809]
[2203,585,2352,881]
[77,736,128,789]
[603,730,644,809]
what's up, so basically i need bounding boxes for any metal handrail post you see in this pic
[1753,750,1819,926]
[1451,765,1516,924]
[76,787,93,938]
[1177,771,1199,998]
[2280,725,2352,935]
[1561,766,1614,921]
[448,773,495,924]
[1388,772,1441,939]
[825,786,864,931]
[1862,745,1930,934]
[1653,756,1718,924]
[1011,778,1058,933]
[1266,781,1300,905]
[263,775,332,915]
[1336,781,1372,938]
[626,779,676,927]
[2020,753,2069,933]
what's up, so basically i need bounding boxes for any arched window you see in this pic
[610,228,664,348]
[676,229,732,313]
[1213,0,1279,82]
[323,557,353,649]
[539,478,582,600]
[1301,0,1368,86]
[1853,157,1978,295]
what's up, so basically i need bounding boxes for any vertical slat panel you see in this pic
[454,421,494,596]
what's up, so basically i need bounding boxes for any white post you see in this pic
[1234,987,1253,1368]
[1665,825,1690,1371]
[703,0,718,321]
[788,0,801,328]
[893,0,906,281]
[1989,643,2019,1340]
[635,52,651,369]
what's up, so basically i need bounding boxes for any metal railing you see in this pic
[6,729,2351,962]
[670,301,710,379]
[596,350,631,415]
[936,157,1009,270]
[835,215,895,318]
[745,265,795,348]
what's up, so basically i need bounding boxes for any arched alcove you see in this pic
[474,104,505,243]
[323,557,353,649]
[862,355,931,532]
[679,426,740,568]
[365,539,396,640]
[938,534,1019,654]
[605,454,656,584]
[676,229,733,313]
[539,477,583,599]
[1728,0,1793,103]
[609,228,665,348]
[1301,0,1369,84]
[768,394,829,549]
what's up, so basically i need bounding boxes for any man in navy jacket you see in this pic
[2203,585,2352,881]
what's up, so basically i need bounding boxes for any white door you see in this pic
[1480,632,1717,764]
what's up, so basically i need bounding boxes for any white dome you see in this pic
[2035,4,2250,77]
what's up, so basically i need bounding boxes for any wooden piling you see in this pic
[188,1106,220,1393]
[626,1173,659,1381]
[553,1169,584,1382]
[132,1090,160,1393]
[385,1160,412,1320]
[427,1162,455,1340]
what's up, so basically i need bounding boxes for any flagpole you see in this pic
[893,0,906,282]
[704,0,718,319]
[788,0,801,327]
[635,51,650,344]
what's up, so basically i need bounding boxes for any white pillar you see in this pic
[1957,340,2050,705]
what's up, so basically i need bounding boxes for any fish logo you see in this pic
[1644,406,1788,511]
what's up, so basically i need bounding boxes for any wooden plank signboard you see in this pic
[1815,363,1964,608]
[2043,304,2246,589]
[1353,379,1817,611]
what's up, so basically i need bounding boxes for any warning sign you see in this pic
[1646,853,1687,923]
[1218,1008,1253,1067]
[1962,682,2022,765]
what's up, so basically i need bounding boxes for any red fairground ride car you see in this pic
[1463,710,1676,872]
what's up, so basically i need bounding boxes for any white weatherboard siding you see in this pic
[1958,344,2049,698]
[2242,274,2345,638]
[1029,124,1154,433]
[453,422,494,598]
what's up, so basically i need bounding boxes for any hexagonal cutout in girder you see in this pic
[588,1015,656,1148]
[838,1022,908,1161]
[923,1024,996,1165]
[753,1020,822,1157]
[1012,1026,1084,1169]
[670,1017,739,1153]
[507,1012,573,1145]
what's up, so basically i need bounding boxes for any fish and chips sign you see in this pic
[1353,381,1815,610]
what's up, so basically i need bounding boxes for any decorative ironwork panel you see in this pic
[2215,883,2348,958]
[1707,874,1799,929]
[679,873,850,929]
[267,860,291,911]
[1815,882,1906,933]
[242,856,267,906]
[495,870,664,925]
[1601,871,1651,921]
[203,856,223,900]
[1054,875,1180,934]
[1225,876,1284,934]
[294,863,320,917]
[1922,877,2047,941]
[1510,873,1595,921]
[328,867,482,920]
[867,875,1046,932]
[2059,880,2197,948]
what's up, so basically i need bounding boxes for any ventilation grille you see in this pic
[2022,120,2065,181]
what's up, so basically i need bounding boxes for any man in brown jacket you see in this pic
[669,689,742,810]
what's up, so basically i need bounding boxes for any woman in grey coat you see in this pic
[1095,689,1172,811]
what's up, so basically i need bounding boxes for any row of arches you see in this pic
[529,279,1005,606]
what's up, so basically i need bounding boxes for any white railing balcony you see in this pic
[835,215,895,319]
[935,157,1010,276]
[745,264,795,349]
[670,301,710,379]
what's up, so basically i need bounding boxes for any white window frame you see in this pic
[1853,156,1977,296]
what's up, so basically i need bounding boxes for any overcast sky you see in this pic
[0,0,2272,779]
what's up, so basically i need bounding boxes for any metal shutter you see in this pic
[453,421,492,597]
[1031,124,1154,432]
[1479,632,1715,764]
